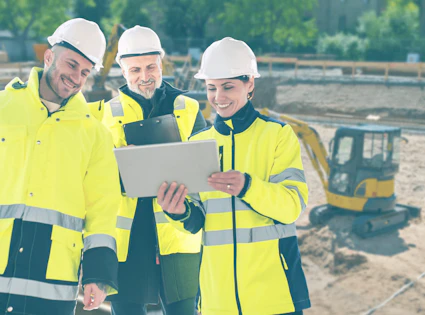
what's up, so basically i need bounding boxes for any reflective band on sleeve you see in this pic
[0,204,84,231]
[110,97,124,117]
[116,216,133,230]
[84,234,117,253]
[174,95,186,110]
[203,223,297,246]
[203,198,252,214]
[0,276,78,301]
[154,211,169,224]
[269,168,306,184]
[285,185,307,211]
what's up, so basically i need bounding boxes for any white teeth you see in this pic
[63,78,75,88]
[216,103,231,109]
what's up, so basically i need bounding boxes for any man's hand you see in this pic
[83,283,107,311]
[157,182,188,214]
[208,170,245,196]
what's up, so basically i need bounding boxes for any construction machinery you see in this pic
[261,108,421,238]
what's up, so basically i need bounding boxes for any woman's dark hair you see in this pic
[231,75,254,100]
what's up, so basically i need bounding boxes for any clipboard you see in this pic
[123,114,181,146]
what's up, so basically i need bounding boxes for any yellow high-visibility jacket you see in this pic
[169,102,310,315]
[96,85,202,262]
[0,68,121,305]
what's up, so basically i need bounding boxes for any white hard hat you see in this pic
[116,26,165,65]
[194,37,260,80]
[48,18,106,71]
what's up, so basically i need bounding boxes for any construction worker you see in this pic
[0,18,121,315]
[158,37,311,315]
[89,26,206,315]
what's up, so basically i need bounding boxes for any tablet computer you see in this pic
[123,114,181,146]
[114,140,220,198]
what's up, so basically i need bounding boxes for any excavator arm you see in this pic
[260,108,330,190]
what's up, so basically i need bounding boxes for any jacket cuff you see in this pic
[82,247,118,296]
[163,200,191,221]
[237,173,252,199]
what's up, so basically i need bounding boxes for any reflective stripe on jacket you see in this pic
[186,102,310,315]
[0,68,121,300]
[100,87,202,262]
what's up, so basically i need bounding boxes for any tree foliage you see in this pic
[217,0,318,52]
[0,0,71,59]
[74,0,112,32]
[357,0,421,61]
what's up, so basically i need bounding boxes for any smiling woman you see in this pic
[158,37,311,315]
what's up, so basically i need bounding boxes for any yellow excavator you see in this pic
[261,108,421,238]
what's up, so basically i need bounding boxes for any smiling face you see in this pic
[120,54,163,99]
[205,77,254,118]
[41,46,92,103]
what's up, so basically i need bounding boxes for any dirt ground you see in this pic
[275,84,425,121]
[295,124,425,315]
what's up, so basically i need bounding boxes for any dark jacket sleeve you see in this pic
[164,199,205,234]
[191,109,207,135]
[82,248,119,293]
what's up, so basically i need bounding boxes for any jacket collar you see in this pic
[22,67,89,119]
[118,80,186,118]
[214,101,258,135]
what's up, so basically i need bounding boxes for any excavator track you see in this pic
[352,204,421,238]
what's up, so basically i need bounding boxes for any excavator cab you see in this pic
[327,125,400,212]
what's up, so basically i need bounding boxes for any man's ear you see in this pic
[44,49,54,66]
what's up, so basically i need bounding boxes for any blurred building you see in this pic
[314,0,387,34]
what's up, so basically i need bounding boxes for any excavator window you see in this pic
[392,136,401,165]
[335,136,353,165]
[362,132,389,168]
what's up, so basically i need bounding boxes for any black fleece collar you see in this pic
[214,101,259,135]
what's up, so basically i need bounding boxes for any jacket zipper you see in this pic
[231,131,243,315]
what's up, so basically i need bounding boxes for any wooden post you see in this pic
[268,58,272,76]
[352,62,355,78]
[384,63,389,81]
[323,61,327,77]
[418,63,422,81]
[294,61,298,78]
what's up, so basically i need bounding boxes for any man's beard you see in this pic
[46,61,78,101]
[129,77,162,99]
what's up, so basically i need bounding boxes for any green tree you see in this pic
[217,0,318,53]
[0,0,71,60]
[161,0,225,52]
[74,0,112,32]
[357,0,420,61]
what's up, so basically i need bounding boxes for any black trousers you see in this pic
[111,297,196,315]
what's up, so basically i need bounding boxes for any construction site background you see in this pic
[1,0,425,314]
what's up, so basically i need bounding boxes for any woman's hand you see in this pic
[208,170,245,196]
[157,182,188,214]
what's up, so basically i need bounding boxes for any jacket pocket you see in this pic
[0,218,15,275]
[46,226,84,282]
[280,253,289,270]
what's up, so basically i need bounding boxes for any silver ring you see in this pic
[227,184,231,190]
